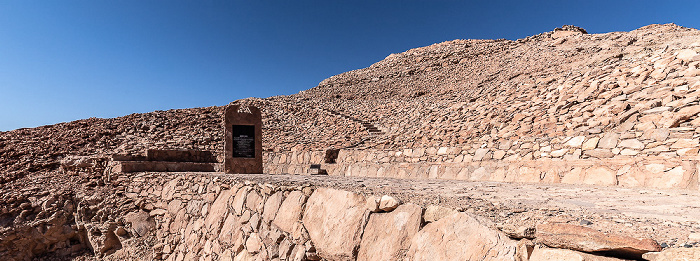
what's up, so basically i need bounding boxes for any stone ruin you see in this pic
[3,24,700,260]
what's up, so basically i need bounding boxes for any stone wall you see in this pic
[263,148,700,190]
[121,172,523,261]
[6,171,683,260]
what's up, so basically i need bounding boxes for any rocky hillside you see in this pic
[306,24,700,151]
[1,23,700,259]
[3,23,700,176]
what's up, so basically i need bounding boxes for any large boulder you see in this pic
[357,203,422,261]
[302,188,370,261]
[406,212,517,261]
[535,223,662,259]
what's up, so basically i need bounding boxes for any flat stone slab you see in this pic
[535,222,661,259]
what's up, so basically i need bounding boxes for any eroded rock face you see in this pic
[302,188,370,261]
[406,212,517,261]
[535,223,662,259]
[357,203,422,261]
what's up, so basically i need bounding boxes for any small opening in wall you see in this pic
[324,149,340,164]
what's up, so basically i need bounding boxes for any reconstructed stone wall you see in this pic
[263,147,700,190]
[121,172,523,261]
[5,171,682,260]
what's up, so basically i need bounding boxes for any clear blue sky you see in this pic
[1,1,698,131]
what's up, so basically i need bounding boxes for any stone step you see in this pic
[112,161,221,173]
[321,107,385,137]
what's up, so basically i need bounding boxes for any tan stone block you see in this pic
[205,189,235,234]
[561,168,583,184]
[551,149,568,157]
[541,169,561,184]
[218,213,241,245]
[617,166,646,187]
[473,148,490,161]
[581,137,599,150]
[565,136,586,148]
[168,199,182,216]
[220,249,233,261]
[378,195,400,212]
[170,208,188,234]
[357,204,422,261]
[670,138,699,149]
[618,139,645,150]
[620,149,639,156]
[161,179,179,201]
[598,133,620,149]
[232,187,250,215]
[406,212,517,260]
[647,166,688,189]
[518,167,542,183]
[635,121,658,131]
[245,233,262,254]
[278,238,294,260]
[233,249,253,261]
[666,105,700,128]
[470,166,490,181]
[413,148,425,157]
[677,148,699,156]
[489,168,507,182]
[245,190,263,213]
[493,150,507,160]
[583,167,617,186]
[302,188,369,261]
[262,192,283,223]
[423,205,457,223]
[273,191,307,234]
[645,163,666,173]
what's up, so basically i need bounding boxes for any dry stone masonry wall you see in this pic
[257,24,700,190]
[81,173,679,260]
[119,173,523,261]
[263,148,700,190]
